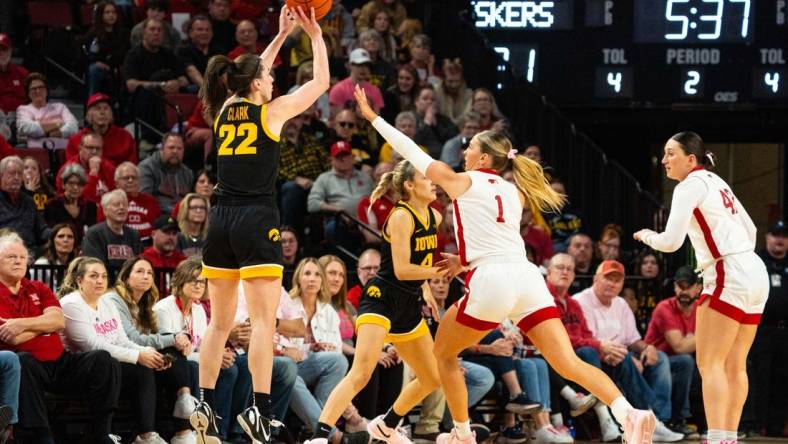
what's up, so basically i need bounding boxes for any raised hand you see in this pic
[353,84,378,122]
[278,5,298,36]
[291,6,322,40]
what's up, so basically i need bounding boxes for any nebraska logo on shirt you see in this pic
[107,244,134,261]
[94,318,119,335]
[30,293,40,305]
[13,80,20,86]
[357,180,364,187]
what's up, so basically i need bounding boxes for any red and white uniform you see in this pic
[452,169,559,331]
[641,167,768,324]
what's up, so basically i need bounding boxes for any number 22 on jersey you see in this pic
[217,123,258,156]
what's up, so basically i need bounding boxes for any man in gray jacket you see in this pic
[308,141,374,250]
[139,133,194,214]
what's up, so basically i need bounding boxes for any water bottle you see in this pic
[567,419,576,439]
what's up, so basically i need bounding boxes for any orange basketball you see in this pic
[285,0,333,21]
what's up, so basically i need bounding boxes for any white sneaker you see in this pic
[653,421,684,442]
[303,439,329,444]
[133,432,168,444]
[173,393,200,419]
[367,415,412,444]
[568,393,598,417]
[532,426,574,443]
[170,431,197,444]
[599,415,622,442]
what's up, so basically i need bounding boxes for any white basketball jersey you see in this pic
[686,168,755,268]
[452,170,526,266]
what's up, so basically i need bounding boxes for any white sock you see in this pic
[551,413,564,427]
[725,430,738,441]
[560,385,577,400]
[594,402,613,423]
[609,397,633,427]
[707,429,726,443]
[453,420,472,440]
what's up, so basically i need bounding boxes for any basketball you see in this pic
[285,0,333,21]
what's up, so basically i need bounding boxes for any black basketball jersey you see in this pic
[378,201,439,291]
[213,98,280,204]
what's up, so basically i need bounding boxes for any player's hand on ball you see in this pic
[278,5,297,36]
[291,5,322,39]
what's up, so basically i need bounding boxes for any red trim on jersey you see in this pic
[692,208,722,259]
[690,166,705,173]
[476,168,500,176]
[517,306,561,333]
[698,261,760,325]
[453,199,469,266]
[453,269,499,331]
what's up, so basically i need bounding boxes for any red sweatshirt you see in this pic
[141,246,186,269]
[56,159,116,203]
[66,126,138,167]
[547,281,602,353]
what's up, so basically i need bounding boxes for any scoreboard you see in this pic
[472,0,788,105]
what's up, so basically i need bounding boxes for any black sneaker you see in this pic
[191,401,222,444]
[500,424,528,444]
[504,393,542,415]
[471,423,491,442]
[237,405,283,444]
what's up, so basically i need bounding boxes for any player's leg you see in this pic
[306,323,388,443]
[527,318,656,444]
[366,330,442,443]
[695,302,740,440]
[723,324,757,433]
[433,306,492,437]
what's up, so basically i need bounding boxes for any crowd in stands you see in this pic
[1,0,787,443]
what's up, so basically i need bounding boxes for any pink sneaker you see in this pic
[367,415,412,444]
[436,429,477,444]
[623,409,656,444]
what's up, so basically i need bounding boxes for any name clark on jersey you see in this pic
[227,106,250,122]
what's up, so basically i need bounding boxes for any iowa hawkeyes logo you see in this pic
[268,228,281,242]
[366,285,381,298]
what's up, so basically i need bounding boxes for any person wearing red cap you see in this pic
[573,260,684,442]
[65,93,138,166]
[307,140,374,249]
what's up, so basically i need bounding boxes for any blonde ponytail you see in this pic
[370,171,395,204]
[511,155,565,213]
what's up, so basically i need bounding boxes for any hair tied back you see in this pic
[705,151,716,168]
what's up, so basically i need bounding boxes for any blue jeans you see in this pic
[515,357,550,410]
[87,63,111,96]
[668,354,694,421]
[289,352,348,432]
[575,347,672,421]
[280,181,310,231]
[464,360,494,407]
[0,351,20,424]
[188,358,244,438]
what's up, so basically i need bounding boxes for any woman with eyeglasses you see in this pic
[16,72,79,141]
[155,258,249,441]
[44,163,98,244]
[106,256,200,444]
[176,193,210,257]
[59,256,169,444]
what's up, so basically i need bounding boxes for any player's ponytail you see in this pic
[669,130,715,170]
[476,130,565,213]
[370,160,416,203]
[200,53,262,118]
[511,155,566,213]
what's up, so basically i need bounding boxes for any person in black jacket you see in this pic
[412,85,459,159]
[84,0,130,95]
[0,156,49,254]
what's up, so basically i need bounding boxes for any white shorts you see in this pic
[699,251,769,324]
[454,259,559,332]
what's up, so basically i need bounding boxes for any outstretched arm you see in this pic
[259,6,297,70]
[634,177,707,252]
[354,85,471,200]
[267,7,330,131]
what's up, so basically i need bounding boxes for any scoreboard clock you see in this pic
[472,0,788,105]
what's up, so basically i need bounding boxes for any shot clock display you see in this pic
[472,0,788,105]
